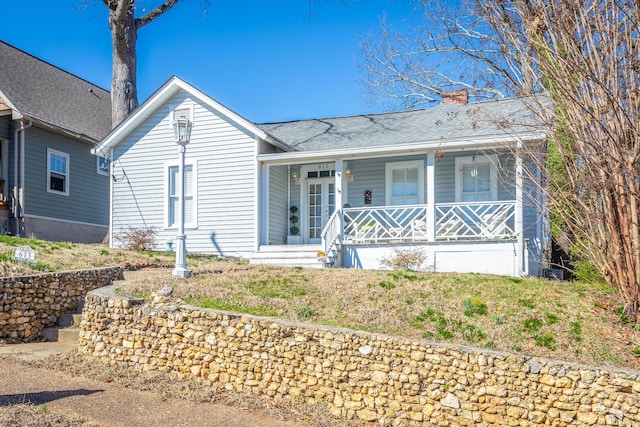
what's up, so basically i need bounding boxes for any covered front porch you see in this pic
[258,145,536,277]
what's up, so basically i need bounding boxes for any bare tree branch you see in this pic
[361,0,640,315]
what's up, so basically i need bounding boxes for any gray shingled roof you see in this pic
[0,41,111,143]
[259,96,548,152]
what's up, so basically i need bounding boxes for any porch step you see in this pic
[250,245,326,269]
[42,327,81,345]
[58,313,83,328]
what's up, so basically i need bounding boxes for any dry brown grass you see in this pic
[1,235,639,369]
[0,404,97,427]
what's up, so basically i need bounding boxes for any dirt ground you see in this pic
[0,355,325,427]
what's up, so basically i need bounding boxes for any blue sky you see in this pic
[0,1,415,123]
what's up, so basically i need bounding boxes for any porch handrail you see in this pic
[321,209,342,258]
[341,201,516,244]
[435,201,516,240]
[343,205,428,243]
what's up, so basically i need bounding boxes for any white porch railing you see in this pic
[321,209,342,260]
[337,201,515,244]
[435,201,516,240]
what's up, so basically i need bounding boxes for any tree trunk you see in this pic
[108,1,138,127]
[105,0,183,128]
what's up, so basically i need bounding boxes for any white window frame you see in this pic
[164,159,198,229]
[385,160,425,206]
[97,156,109,176]
[47,148,69,196]
[454,154,498,202]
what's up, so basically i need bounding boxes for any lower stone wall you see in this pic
[79,285,640,426]
[0,267,123,342]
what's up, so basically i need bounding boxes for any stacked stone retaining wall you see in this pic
[79,285,640,426]
[0,267,123,342]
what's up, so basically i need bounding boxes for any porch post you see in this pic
[515,144,524,276]
[334,160,344,241]
[426,152,436,241]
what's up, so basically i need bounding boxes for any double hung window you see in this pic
[385,160,424,206]
[166,163,196,228]
[47,149,69,196]
[455,155,498,202]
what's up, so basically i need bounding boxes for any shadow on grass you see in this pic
[0,389,104,406]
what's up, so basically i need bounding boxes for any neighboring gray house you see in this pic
[93,76,549,276]
[0,41,111,242]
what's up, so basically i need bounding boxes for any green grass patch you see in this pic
[416,308,485,344]
[246,276,307,299]
[534,332,557,350]
[570,321,583,342]
[462,296,488,317]
[377,280,396,290]
[296,305,316,320]
[545,312,559,325]
[388,270,420,281]
[518,298,536,309]
[186,297,278,317]
[523,317,543,332]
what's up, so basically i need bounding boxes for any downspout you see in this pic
[13,117,32,236]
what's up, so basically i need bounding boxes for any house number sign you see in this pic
[13,245,37,263]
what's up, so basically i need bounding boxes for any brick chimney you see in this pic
[441,89,469,105]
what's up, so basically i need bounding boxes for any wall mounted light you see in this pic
[345,168,354,182]
[291,171,300,185]
[172,109,192,146]
[471,156,478,178]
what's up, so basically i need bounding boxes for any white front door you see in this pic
[306,178,335,244]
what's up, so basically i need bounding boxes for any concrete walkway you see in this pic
[0,341,76,362]
[0,350,315,427]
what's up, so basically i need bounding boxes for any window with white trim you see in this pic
[166,162,197,228]
[47,149,69,196]
[455,154,498,202]
[385,160,424,205]
[97,156,109,176]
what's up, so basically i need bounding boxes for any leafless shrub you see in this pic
[115,226,156,252]
[381,248,429,272]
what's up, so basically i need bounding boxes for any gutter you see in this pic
[256,131,548,165]
[12,114,32,236]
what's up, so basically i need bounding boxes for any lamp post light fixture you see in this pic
[171,109,192,278]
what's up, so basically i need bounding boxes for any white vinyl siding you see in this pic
[385,160,424,206]
[166,163,196,228]
[111,90,257,255]
[268,165,288,244]
[47,149,69,196]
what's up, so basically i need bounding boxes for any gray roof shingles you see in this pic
[0,40,111,143]
[259,96,548,152]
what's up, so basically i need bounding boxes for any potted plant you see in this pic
[287,205,300,244]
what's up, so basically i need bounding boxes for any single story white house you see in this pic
[92,77,549,276]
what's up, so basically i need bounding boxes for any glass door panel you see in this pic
[307,179,335,243]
